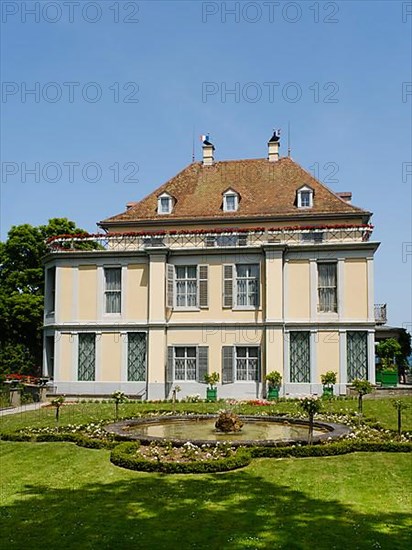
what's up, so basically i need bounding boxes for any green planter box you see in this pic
[206,388,217,401]
[267,387,279,400]
[322,386,334,398]
[375,371,382,384]
[381,371,398,387]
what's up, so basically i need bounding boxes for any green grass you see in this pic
[0,442,411,549]
[1,396,411,434]
[1,397,411,549]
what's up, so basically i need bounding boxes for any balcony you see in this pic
[46,225,374,254]
[374,304,387,325]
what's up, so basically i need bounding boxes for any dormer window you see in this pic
[157,192,173,214]
[223,189,239,212]
[297,185,314,208]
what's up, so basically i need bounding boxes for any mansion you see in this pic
[43,132,379,399]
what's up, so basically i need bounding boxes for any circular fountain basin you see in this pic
[105,415,349,447]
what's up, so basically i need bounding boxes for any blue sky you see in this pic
[1,0,411,327]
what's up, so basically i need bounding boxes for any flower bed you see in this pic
[110,441,252,474]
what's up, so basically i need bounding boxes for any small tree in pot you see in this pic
[320,371,337,398]
[265,371,282,400]
[204,372,219,402]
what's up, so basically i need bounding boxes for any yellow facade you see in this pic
[78,266,97,320]
[345,259,368,319]
[287,261,310,319]
[100,332,122,382]
[316,331,340,383]
[59,267,73,322]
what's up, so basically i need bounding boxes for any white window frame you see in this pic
[169,264,208,310]
[317,262,338,313]
[104,266,122,315]
[175,265,198,309]
[234,346,260,382]
[223,189,239,212]
[297,185,314,208]
[223,263,260,310]
[157,192,173,214]
[173,346,198,381]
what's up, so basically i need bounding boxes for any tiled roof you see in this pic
[100,157,370,226]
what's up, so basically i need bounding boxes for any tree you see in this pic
[0,218,90,376]
[351,379,372,413]
[376,339,403,369]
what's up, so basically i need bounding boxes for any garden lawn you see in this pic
[0,442,411,550]
[1,396,411,434]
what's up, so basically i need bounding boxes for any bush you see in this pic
[250,440,412,459]
[110,442,252,474]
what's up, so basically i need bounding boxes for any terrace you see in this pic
[46,224,374,254]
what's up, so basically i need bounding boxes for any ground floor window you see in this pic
[290,332,310,383]
[174,347,197,381]
[347,331,368,381]
[221,346,260,383]
[45,336,55,379]
[235,347,259,381]
[127,333,146,381]
[166,346,208,385]
[78,333,96,381]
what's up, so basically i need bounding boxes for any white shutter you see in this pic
[223,264,234,308]
[198,265,209,308]
[166,264,174,309]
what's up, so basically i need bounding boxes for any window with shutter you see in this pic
[198,265,208,308]
[166,264,174,308]
[222,346,234,384]
[197,346,208,383]
[223,265,234,308]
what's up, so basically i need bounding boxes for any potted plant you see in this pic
[204,372,219,402]
[265,371,282,400]
[320,371,337,398]
[376,339,402,387]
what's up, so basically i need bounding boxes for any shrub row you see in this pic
[110,440,412,474]
[250,440,412,459]
[0,431,117,449]
[110,442,252,474]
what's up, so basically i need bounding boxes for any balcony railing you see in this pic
[374,304,387,325]
[46,225,374,254]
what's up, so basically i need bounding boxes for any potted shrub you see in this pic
[265,371,282,400]
[379,359,398,387]
[204,372,219,402]
[320,371,337,398]
[376,339,402,387]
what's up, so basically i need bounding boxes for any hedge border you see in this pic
[109,440,412,474]
[0,431,118,449]
[110,442,252,474]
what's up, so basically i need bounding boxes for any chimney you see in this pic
[202,135,215,166]
[268,130,280,162]
[336,192,352,204]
